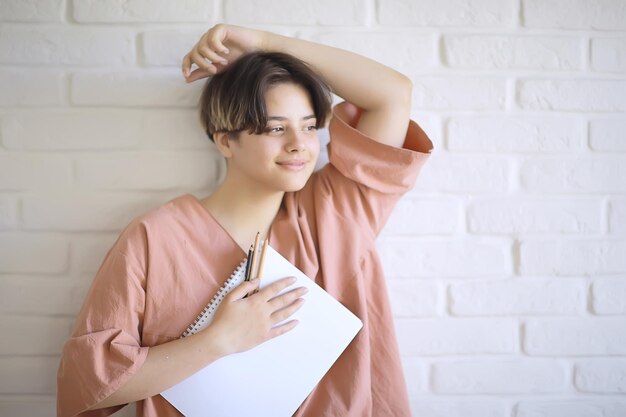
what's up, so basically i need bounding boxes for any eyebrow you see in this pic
[267,115,316,121]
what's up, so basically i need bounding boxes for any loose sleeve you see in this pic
[314,101,433,238]
[57,220,150,417]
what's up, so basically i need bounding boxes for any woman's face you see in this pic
[224,82,321,193]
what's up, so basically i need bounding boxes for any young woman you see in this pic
[57,24,433,417]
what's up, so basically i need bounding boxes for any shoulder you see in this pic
[113,194,199,251]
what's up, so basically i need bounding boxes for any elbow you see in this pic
[397,73,413,107]
[380,73,412,113]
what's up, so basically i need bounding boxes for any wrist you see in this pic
[260,31,287,54]
[198,322,232,359]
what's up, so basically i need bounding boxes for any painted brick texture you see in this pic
[1,0,625,416]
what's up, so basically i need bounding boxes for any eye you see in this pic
[303,125,317,132]
[265,126,284,134]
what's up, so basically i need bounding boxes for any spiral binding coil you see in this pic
[181,258,248,338]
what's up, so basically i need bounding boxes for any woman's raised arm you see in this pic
[182,24,412,148]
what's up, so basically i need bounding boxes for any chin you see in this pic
[279,175,313,192]
[273,167,315,192]
[280,181,309,193]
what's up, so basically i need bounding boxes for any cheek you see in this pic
[310,136,321,156]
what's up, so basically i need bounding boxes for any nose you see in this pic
[285,129,306,153]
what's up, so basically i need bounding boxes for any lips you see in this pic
[276,159,308,171]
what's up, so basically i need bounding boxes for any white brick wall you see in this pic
[1,1,625,416]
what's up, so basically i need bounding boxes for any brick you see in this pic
[307,31,437,73]
[525,318,626,355]
[447,116,586,153]
[589,119,626,151]
[142,30,204,66]
[591,37,626,72]
[0,356,59,394]
[450,278,587,316]
[0,315,71,355]
[0,234,68,274]
[225,0,366,25]
[411,154,510,193]
[23,192,179,231]
[0,27,134,66]
[377,237,511,278]
[518,79,626,112]
[381,197,460,236]
[379,0,516,27]
[0,276,88,316]
[395,318,517,356]
[522,0,626,31]
[575,359,626,393]
[410,400,508,417]
[71,71,200,107]
[0,195,18,230]
[443,35,581,70]
[519,156,626,193]
[592,277,626,314]
[609,198,626,234]
[0,69,64,107]
[0,398,57,417]
[387,279,440,317]
[467,198,602,234]
[401,357,428,397]
[0,0,63,22]
[516,400,626,417]
[0,153,72,190]
[413,77,506,110]
[76,151,219,190]
[73,0,214,23]
[432,359,567,393]
[519,239,626,276]
[1,109,210,151]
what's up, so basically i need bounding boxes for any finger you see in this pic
[198,45,228,66]
[268,319,299,339]
[188,49,218,73]
[181,52,192,78]
[186,67,213,83]
[267,286,308,310]
[271,298,305,324]
[207,24,230,54]
[208,37,229,55]
[226,279,260,301]
[258,276,297,300]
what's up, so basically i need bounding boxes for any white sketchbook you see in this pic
[161,244,363,417]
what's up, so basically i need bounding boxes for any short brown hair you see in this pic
[199,52,333,142]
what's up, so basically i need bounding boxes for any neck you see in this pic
[200,172,284,251]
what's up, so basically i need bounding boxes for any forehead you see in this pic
[264,82,314,116]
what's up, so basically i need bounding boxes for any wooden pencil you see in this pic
[249,232,261,279]
[256,238,269,279]
[253,237,269,295]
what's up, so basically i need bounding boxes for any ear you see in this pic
[213,132,234,158]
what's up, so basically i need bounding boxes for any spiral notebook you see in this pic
[161,244,363,417]
[180,257,248,337]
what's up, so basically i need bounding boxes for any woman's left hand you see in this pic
[182,23,266,83]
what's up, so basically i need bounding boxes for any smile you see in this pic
[276,161,308,171]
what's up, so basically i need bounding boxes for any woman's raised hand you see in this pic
[182,24,266,83]
[206,276,307,356]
